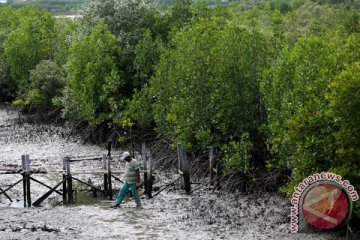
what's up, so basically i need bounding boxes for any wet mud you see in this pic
[0,106,345,240]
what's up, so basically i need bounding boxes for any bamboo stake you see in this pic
[147,154,153,198]
[25,154,31,207]
[103,154,108,194]
[142,143,148,194]
[107,156,112,199]
[22,155,26,207]
[62,158,67,204]
[209,146,214,186]
[66,157,73,203]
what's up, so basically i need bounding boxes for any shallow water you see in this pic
[0,106,344,240]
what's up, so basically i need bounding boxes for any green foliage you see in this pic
[262,32,360,214]
[221,132,253,171]
[53,18,77,65]
[0,5,17,45]
[262,36,340,170]
[121,84,154,129]
[343,11,360,34]
[0,6,18,101]
[134,29,164,89]
[168,0,192,29]
[0,0,359,217]
[80,0,155,54]
[156,0,177,7]
[327,61,360,214]
[0,54,15,102]
[4,5,55,97]
[151,16,271,171]
[79,0,161,104]
[283,1,358,42]
[121,29,164,129]
[268,0,293,13]
[66,23,122,126]
[27,60,65,109]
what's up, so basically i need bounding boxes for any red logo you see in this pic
[301,183,350,230]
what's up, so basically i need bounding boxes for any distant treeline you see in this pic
[5,0,199,14]
[0,0,359,215]
[6,0,85,13]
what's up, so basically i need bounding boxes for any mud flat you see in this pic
[0,106,344,239]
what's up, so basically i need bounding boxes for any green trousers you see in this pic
[115,182,141,207]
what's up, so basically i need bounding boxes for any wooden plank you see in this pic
[69,157,102,162]
[0,170,46,175]
[111,174,124,184]
[32,179,66,206]
[0,186,12,202]
[0,169,143,175]
[71,176,106,194]
[0,168,22,172]
[29,176,63,196]
[152,176,182,198]
[68,170,145,175]
[1,178,23,193]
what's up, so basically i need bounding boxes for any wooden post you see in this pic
[62,158,67,204]
[216,162,222,190]
[66,157,73,203]
[130,128,134,157]
[142,143,148,194]
[107,156,112,199]
[181,148,191,194]
[209,146,214,186]
[177,143,182,173]
[147,154,153,198]
[107,141,111,198]
[88,178,97,198]
[25,154,31,207]
[102,154,108,195]
[21,155,26,207]
[107,140,112,157]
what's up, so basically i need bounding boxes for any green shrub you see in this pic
[151,16,271,169]
[66,23,122,126]
[26,60,65,109]
[262,33,360,213]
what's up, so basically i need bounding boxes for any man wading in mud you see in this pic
[111,151,141,208]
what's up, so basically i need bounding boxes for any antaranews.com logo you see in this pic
[290,172,359,233]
